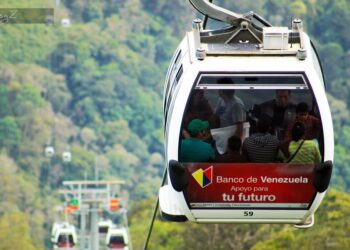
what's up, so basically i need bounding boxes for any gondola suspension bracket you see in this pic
[188,0,308,60]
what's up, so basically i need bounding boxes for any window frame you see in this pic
[164,49,182,114]
[178,71,325,162]
[195,72,309,90]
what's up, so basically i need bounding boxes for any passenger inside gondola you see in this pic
[182,89,218,131]
[283,102,320,143]
[208,79,248,155]
[180,119,215,162]
[288,122,321,164]
[216,135,247,163]
[251,90,296,140]
[242,115,280,162]
[214,78,246,138]
[278,102,320,157]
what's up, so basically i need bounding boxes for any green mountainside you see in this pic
[0,0,349,249]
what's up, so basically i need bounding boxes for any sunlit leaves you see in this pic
[288,1,308,17]
[98,120,131,148]
[68,145,95,179]
[252,189,350,250]
[0,212,38,250]
[80,127,97,148]
[129,199,185,250]
[106,144,139,179]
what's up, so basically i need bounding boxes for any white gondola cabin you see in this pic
[159,0,333,228]
[61,18,70,28]
[51,222,77,249]
[105,227,129,250]
[62,151,72,162]
[99,219,114,234]
[45,146,55,158]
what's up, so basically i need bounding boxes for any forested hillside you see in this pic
[0,0,349,249]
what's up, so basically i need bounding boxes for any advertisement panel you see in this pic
[184,163,316,209]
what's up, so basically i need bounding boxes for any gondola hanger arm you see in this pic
[188,0,250,25]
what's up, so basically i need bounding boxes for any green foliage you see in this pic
[12,83,44,115]
[82,2,103,22]
[49,41,79,82]
[0,116,21,149]
[128,88,162,137]
[0,75,45,117]
[67,145,95,179]
[264,0,286,14]
[129,199,185,250]
[0,86,10,117]
[140,0,192,36]
[146,127,165,155]
[98,120,131,148]
[0,153,45,249]
[289,0,308,17]
[252,189,350,250]
[312,0,350,51]
[79,126,96,145]
[332,145,350,191]
[0,212,39,250]
[318,42,344,85]
[106,144,138,180]
[74,97,99,126]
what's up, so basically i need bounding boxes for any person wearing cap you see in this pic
[180,119,215,162]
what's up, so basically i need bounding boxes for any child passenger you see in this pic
[216,135,247,163]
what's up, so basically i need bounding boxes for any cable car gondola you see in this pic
[45,145,55,158]
[61,18,70,28]
[99,219,114,234]
[51,222,77,249]
[105,227,129,250]
[159,0,333,228]
[62,151,72,162]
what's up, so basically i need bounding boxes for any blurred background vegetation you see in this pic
[0,0,349,249]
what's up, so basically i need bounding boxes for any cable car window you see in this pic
[175,65,184,83]
[164,50,182,113]
[58,234,74,244]
[99,226,109,234]
[165,64,184,123]
[197,74,307,89]
[109,236,125,244]
[179,73,324,210]
[165,49,182,88]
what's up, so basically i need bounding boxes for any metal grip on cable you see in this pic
[188,0,246,25]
